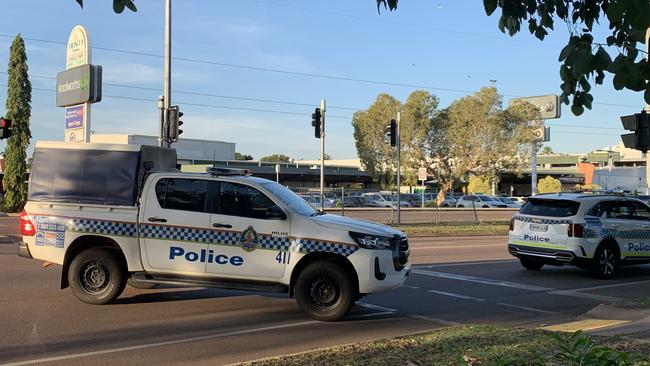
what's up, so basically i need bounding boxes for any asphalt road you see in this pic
[3,218,650,365]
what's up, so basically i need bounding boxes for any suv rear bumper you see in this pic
[508,244,589,267]
[18,242,33,259]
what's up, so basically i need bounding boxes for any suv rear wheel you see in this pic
[519,257,544,271]
[69,248,126,304]
[295,260,356,321]
[590,243,618,279]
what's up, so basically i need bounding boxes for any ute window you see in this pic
[217,182,277,220]
[155,178,209,213]
[520,199,580,217]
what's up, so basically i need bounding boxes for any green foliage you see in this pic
[260,154,292,163]
[551,331,630,366]
[379,0,650,116]
[235,152,254,161]
[2,35,31,212]
[538,175,562,193]
[74,0,137,13]
[468,175,491,194]
[541,145,553,154]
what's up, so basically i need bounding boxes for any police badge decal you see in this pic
[240,226,259,252]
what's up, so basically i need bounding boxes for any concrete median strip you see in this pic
[541,319,630,332]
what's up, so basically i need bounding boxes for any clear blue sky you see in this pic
[0,0,642,160]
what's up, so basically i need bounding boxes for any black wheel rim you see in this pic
[79,260,110,294]
[598,248,615,276]
[309,275,340,308]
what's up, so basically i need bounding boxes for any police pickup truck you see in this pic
[509,193,650,279]
[18,142,409,321]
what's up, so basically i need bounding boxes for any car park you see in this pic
[455,195,507,208]
[508,193,650,278]
[362,193,411,208]
[18,142,410,321]
[493,196,522,209]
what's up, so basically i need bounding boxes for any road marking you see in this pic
[427,289,485,302]
[411,244,504,250]
[547,290,623,303]
[562,279,650,292]
[0,320,319,366]
[496,302,558,315]
[541,319,630,332]
[356,302,397,312]
[413,269,552,291]
[346,311,394,319]
[400,285,419,290]
[415,259,517,269]
[407,314,462,326]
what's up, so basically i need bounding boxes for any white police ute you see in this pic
[509,193,650,279]
[18,142,410,321]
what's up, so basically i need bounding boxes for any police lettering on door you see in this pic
[169,246,243,266]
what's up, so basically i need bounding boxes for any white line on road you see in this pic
[400,285,420,290]
[413,269,553,292]
[357,302,397,313]
[427,289,486,302]
[0,320,320,366]
[415,259,517,269]
[407,314,462,326]
[346,311,394,319]
[547,290,623,303]
[496,302,558,315]
[562,279,650,292]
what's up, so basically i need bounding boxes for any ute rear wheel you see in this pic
[69,248,126,304]
[295,261,356,321]
[520,257,544,271]
[591,244,618,279]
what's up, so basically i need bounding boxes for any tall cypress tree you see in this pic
[3,34,31,212]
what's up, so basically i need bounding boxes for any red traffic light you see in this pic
[0,117,11,140]
[0,118,11,128]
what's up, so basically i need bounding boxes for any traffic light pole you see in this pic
[531,139,538,196]
[396,111,401,225]
[320,99,326,212]
[161,0,172,148]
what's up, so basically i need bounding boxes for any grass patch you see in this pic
[394,221,509,236]
[244,325,650,366]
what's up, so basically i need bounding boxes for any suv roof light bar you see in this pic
[206,167,252,176]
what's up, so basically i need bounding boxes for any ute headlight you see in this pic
[349,232,392,250]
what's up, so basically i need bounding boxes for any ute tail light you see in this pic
[20,210,36,236]
[568,223,584,238]
[509,217,515,231]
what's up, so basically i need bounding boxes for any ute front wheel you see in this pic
[295,261,356,321]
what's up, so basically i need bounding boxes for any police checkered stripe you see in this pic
[213,230,241,247]
[291,239,359,257]
[139,224,212,243]
[70,219,138,237]
[604,229,650,240]
[514,216,571,225]
[257,235,291,251]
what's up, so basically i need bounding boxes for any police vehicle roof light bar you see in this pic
[206,167,252,176]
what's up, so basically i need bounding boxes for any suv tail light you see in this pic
[20,210,36,236]
[509,217,515,231]
[568,223,584,238]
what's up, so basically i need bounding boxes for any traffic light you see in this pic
[620,111,650,154]
[389,119,397,147]
[311,107,321,138]
[0,118,11,140]
[168,106,183,142]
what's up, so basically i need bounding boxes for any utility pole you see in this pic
[320,99,326,211]
[396,111,401,224]
[157,96,164,147]
[161,0,172,148]
[531,135,538,196]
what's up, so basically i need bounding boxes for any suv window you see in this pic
[586,202,611,218]
[520,198,580,217]
[630,201,650,220]
[155,178,209,213]
[218,182,277,219]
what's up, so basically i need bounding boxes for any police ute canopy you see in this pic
[18,142,410,321]
[508,193,650,279]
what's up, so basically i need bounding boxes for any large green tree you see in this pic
[260,154,292,163]
[352,90,438,188]
[3,35,32,212]
[377,0,650,116]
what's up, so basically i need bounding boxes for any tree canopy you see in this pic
[260,154,292,163]
[235,152,254,161]
[538,175,562,193]
[378,0,650,116]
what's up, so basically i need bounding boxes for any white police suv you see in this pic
[18,142,410,321]
[508,193,650,278]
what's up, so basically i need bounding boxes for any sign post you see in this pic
[418,167,427,208]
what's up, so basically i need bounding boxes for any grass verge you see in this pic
[244,325,650,366]
[394,221,509,236]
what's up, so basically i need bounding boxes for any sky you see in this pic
[0,0,643,160]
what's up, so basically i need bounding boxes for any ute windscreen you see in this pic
[520,199,580,217]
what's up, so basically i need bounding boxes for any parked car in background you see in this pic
[456,195,508,208]
[355,196,382,208]
[508,196,526,204]
[301,194,335,209]
[362,193,411,208]
[334,196,362,207]
[493,196,523,209]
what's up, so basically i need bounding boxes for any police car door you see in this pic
[207,180,290,280]
[139,177,212,274]
[625,201,650,259]
[602,200,641,255]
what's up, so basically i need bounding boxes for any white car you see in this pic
[509,193,650,278]
[493,196,523,209]
[455,195,507,208]
[362,193,411,208]
[18,142,410,321]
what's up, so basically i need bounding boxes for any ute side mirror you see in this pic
[266,205,286,220]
